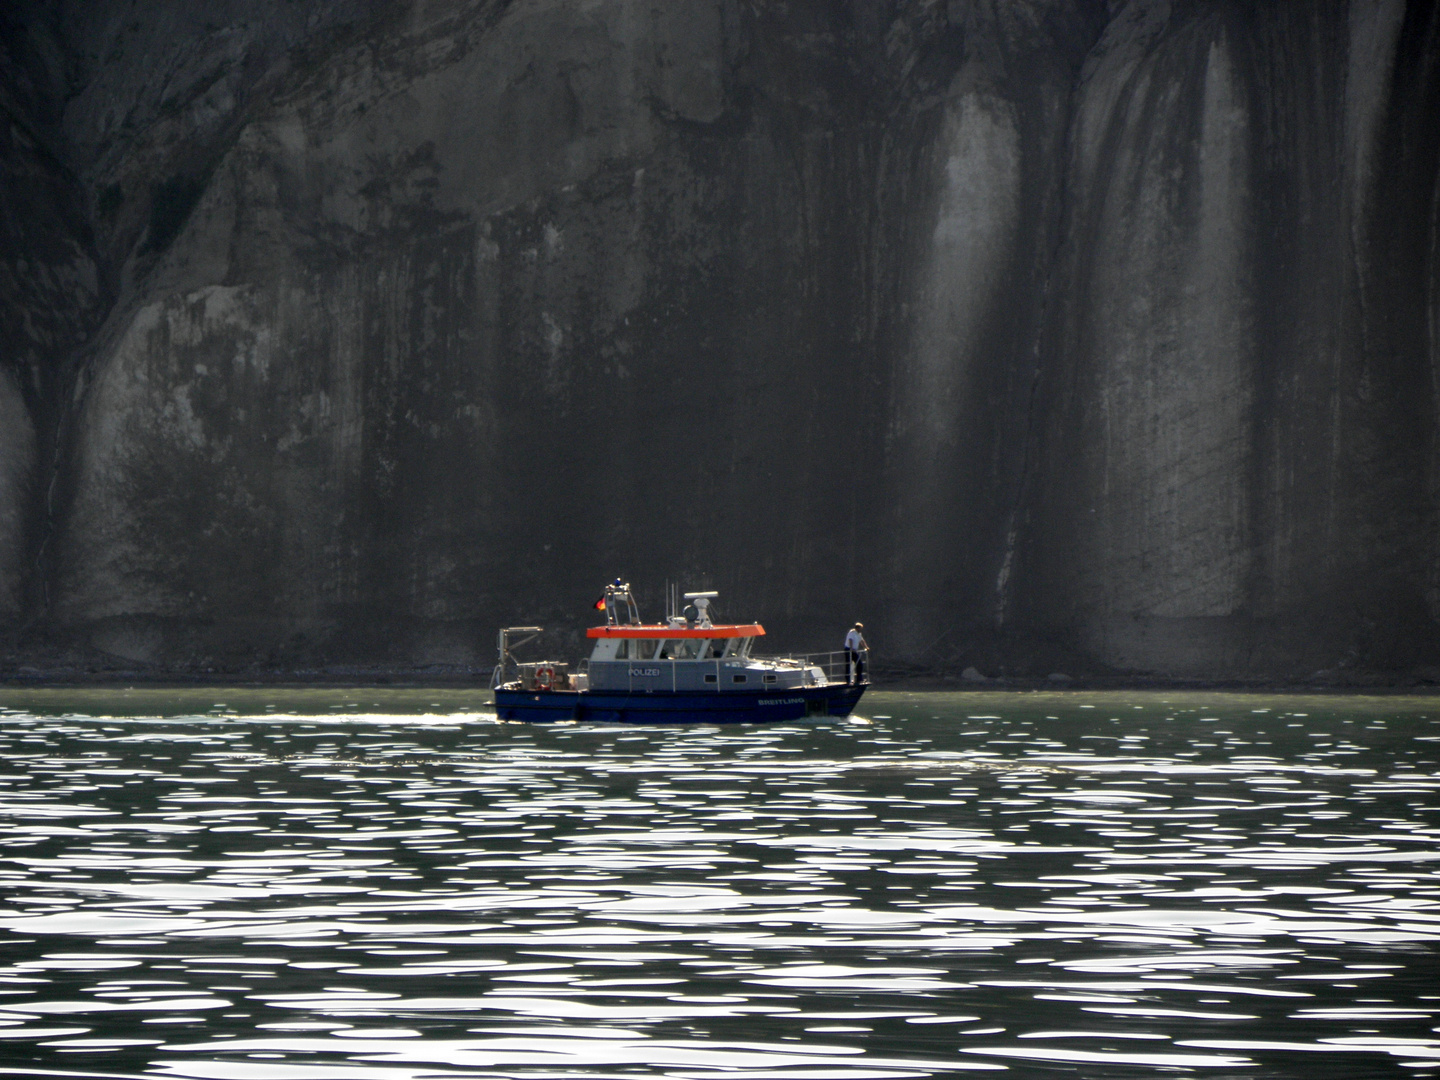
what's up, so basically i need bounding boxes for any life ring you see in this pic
[534,664,556,690]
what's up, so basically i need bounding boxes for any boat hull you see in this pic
[493,683,867,724]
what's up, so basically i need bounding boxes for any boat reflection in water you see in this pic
[492,581,867,723]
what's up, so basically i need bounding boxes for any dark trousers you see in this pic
[846,649,865,684]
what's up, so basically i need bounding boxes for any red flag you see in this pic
[593,595,607,611]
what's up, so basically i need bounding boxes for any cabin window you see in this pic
[704,673,717,683]
[762,674,777,684]
[662,639,700,660]
[732,674,747,683]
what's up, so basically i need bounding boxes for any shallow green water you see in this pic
[0,689,1437,1078]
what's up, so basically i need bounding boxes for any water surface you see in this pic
[0,688,1437,1078]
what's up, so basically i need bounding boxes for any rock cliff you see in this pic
[1,0,1437,680]
[1020,0,1440,677]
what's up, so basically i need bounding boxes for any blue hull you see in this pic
[493,683,867,724]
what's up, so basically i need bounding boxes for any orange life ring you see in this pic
[534,664,556,690]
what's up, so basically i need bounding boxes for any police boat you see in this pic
[490,581,868,723]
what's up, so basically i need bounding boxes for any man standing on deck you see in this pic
[844,623,868,685]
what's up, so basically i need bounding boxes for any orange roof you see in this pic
[586,624,765,639]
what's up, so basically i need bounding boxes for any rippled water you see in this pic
[0,688,1438,1079]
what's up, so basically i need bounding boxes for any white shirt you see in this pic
[844,629,864,651]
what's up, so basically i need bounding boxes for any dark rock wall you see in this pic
[0,2,98,620]
[1020,0,1440,676]
[882,2,1101,658]
[1,0,1437,677]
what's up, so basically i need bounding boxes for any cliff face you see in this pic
[1,0,1437,678]
[1020,0,1440,676]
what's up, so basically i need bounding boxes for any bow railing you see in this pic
[753,649,870,686]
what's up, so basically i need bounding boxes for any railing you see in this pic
[755,649,869,686]
[492,626,545,688]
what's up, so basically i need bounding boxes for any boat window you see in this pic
[700,640,726,659]
[638,640,658,659]
[732,674,747,683]
[661,639,700,660]
[703,673,717,683]
[736,637,753,657]
[762,673,777,683]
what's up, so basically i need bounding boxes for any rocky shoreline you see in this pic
[4,661,1438,695]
